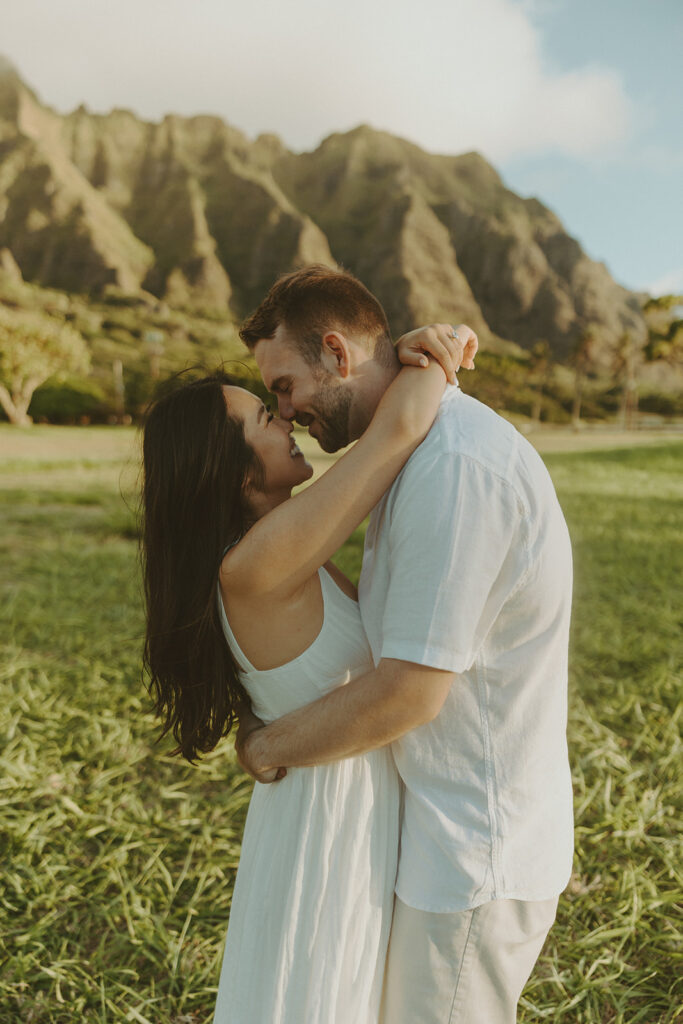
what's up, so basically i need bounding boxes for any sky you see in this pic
[2,0,682,295]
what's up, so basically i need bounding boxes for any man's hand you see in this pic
[235,704,287,783]
[395,323,478,384]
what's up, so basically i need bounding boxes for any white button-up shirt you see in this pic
[359,387,574,912]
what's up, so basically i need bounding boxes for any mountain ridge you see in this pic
[0,60,646,362]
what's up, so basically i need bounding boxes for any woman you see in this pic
[141,337,456,1023]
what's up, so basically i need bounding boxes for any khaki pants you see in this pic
[379,896,558,1024]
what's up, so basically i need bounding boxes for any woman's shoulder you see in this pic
[218,535,245,588]
[219,533,323,609]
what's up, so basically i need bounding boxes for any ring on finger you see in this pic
[450,327,460,341]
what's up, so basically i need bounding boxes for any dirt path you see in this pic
[2,422,682,484]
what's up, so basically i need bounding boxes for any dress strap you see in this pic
[216,582,254,674]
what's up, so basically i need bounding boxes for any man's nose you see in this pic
[277,395,295,421]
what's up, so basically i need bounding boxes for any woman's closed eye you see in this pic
[265,404,274,424]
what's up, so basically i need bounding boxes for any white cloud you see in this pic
[648,268,683,297]
[3,0,631,162]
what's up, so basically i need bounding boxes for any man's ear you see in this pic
[321,331,351,378]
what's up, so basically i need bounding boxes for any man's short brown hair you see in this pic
[239,264,394,366]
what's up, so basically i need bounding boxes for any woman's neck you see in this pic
[248,487,293,522]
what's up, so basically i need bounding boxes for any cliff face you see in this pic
[0,60,646,358]
[0,66,154,294]
[267,128,645,358]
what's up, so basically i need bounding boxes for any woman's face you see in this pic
[223,386,313,497]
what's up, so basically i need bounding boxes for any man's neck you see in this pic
[348,359,400,441]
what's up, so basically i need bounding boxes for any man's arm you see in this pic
[236,451,523,781]
[236,659,454,782]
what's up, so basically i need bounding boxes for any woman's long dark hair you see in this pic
[141,372,264,761]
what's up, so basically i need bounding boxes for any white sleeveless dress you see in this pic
[213,567,400,1024]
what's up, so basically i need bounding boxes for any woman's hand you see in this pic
[395,323,478,384]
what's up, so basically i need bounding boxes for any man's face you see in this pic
[253,326,352,453]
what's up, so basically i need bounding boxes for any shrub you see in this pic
[29,378,110,424]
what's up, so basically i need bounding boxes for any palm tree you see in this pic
[529,340,552,425]
[613,331,640,430]
[569,325,598,428]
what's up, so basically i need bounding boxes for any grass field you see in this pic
[1,423,681,1023]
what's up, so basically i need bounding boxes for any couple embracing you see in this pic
[141,265,574,1023]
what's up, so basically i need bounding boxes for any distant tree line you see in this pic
[1,284,682,427]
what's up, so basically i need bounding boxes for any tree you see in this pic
[642,293,683,316]
[642,294,683,368]
[569,325,598,428]
[528,340,552,425]
[612,331,640,430]
[639,294,683,416]
[0,305,90,425]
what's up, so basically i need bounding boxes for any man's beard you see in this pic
[305,373,352,453]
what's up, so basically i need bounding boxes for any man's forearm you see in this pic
[242,659,454,775]
[245,666,402,773]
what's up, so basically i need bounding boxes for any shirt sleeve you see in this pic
[380,450,528,673]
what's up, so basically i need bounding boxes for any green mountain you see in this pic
[0,58,646,362]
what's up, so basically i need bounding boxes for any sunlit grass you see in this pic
[1,429,681,1022]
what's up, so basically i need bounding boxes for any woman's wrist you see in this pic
[394,322,478,382]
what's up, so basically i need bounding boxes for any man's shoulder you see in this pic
[410,388,520,479]
[388,390,561,528]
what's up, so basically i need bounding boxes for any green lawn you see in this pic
[0,427,681,1023]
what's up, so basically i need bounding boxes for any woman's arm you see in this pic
[221,361,446,597]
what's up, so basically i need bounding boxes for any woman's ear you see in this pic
[241,469,258,505]
[241,477,264,523]
[321,331,351,378]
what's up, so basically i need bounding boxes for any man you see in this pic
[236,264,574,1023]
